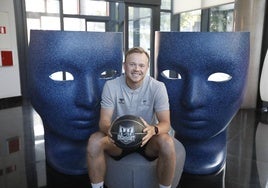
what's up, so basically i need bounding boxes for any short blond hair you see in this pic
[125,47,150,63]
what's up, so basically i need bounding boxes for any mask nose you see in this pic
[75,76,100,108]
[182,76,206,110]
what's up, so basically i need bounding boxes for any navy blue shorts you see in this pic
[110,145,158,161]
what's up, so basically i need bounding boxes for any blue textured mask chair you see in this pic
[155,32,249,176]
[28,30,122,186]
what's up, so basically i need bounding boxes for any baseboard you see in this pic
[0,96,23,109]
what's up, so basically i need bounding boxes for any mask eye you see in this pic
[208,72,232,82]
[100,69,118,79]
[161,70,182,80]
[49,71,74,81]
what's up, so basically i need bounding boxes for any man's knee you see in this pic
[157,134,176,154]
[87,132,105,154]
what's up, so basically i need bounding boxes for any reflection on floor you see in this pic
[0,103,268,188]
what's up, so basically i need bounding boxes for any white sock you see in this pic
[91,182,104,188]
[159,184,171,188]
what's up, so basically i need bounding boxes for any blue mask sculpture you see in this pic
[28,30,122,175]
[155,32,249,175]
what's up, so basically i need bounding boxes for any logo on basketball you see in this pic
[117,125,136,144]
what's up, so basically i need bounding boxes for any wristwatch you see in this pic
[154,126,159,135]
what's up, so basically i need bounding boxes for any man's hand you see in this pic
[140,118,157,147]
[108,127,115,144]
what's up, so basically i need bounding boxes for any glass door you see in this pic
[127,6,152,54]
[125,4,159,76]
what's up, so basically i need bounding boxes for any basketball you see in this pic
[110,115,146,150]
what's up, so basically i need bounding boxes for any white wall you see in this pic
[0,0,21,99]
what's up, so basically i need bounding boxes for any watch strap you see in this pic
[154,126,159,135]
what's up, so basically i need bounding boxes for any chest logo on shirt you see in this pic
[119,98,125,104]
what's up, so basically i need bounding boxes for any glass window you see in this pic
[63,0,109,16]
[128,20,134,48]
[26,15,60,43]
[41,16,60,30]
[161,0,171,10]
[26,0,59,13]
[80,0,109,16]
[27,18,41,30]
[25,0,45,12]
[210,4,234,32]
[46,0,60,13]
[63,0,79,14]
[128,7,151,52]
[180,10,201,32]
[26,0,60,42]
[160,12,171,31]
[87,22,105,32]
[64,18,85,31]
[27,18,41,41]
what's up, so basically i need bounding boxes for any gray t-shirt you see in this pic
[101,74,169,124]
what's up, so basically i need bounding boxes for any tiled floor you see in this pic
[0,103,268,188]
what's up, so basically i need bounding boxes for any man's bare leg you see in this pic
[146,134,176,187]
[87,132,122,187]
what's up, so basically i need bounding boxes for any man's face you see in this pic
[156,32,249,141]
[29,31,122,140]
[124,52,149,87]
